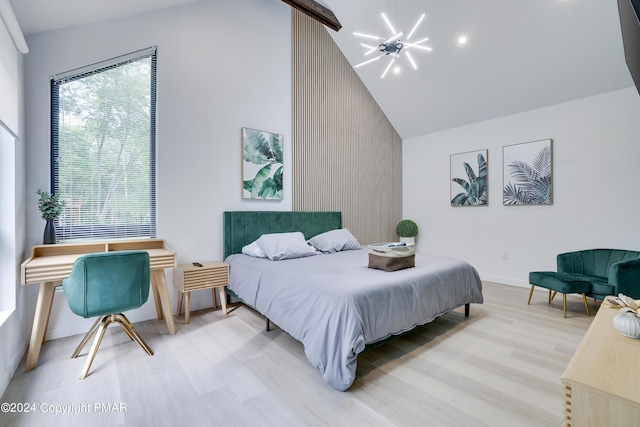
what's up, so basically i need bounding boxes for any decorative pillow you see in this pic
[307,228,361,253]
[255,232,319,261]
[241,241,266,258]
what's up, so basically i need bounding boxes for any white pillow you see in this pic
[307,228,361,253]
[241,241,266,258]
[255,232,319,261]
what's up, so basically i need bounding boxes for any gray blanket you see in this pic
[225,249,483,391]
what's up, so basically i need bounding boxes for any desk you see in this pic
[561,299,640,426]
[20,238,177,371]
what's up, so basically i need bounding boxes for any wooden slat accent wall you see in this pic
[291,10,402,245]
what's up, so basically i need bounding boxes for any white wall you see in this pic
[403,87,640,287]
[0,6,26,398]
[23,0,292,339]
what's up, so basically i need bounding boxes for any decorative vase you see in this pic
[43,219,56,245]
[613,312,640,338]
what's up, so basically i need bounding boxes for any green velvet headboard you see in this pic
[223,211,342,259]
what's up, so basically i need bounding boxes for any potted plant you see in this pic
[36,189,65,244]
[396,219,418,244]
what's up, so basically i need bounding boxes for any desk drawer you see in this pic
[173,262,229,292]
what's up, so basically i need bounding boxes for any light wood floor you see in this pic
[0,282,597,427]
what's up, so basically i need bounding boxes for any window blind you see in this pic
[51,47,157,241]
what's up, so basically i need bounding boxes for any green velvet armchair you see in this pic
[529,249,640,317]
[62,250,153,379]
[557,249,640,300]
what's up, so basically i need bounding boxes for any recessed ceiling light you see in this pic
[458,35,468,45]
[394,66,401,74]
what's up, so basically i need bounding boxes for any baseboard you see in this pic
[479,274,530,288]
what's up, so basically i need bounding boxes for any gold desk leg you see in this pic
[25,281,57,371]
[151,269,176,335]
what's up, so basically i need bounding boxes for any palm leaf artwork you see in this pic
[503,142,552,205]
[451,152,488,206]
[242,128,283,200]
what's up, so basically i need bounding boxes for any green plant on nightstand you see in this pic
[36,189,65,244]
[396,219,418,244]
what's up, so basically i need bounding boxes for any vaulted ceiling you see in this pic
[10,0,635,139]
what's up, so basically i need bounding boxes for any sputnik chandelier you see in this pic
[353,11,431,79]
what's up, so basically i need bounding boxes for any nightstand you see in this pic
[173,261,229,323]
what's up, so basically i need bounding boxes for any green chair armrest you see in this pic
[609,258,640,299]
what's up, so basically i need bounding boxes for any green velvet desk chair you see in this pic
[62,250,154,379]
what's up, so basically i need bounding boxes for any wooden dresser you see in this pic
[562,301,640,426]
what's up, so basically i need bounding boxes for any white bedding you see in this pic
[225,249,483,391]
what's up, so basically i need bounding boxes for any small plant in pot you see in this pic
[396,219,418,244]
[37,189,65,244]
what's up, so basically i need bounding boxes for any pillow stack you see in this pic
[241,228,361,260]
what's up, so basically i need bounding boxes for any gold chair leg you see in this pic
[549,291,557,303]
[80,315,111,380]
[528,285,535,305]
[114,314,154,356]
[114,314,136,342]
[563,294,567,318]
[76,313,153,379]
[71,317,102,359]
[582,294,590,316]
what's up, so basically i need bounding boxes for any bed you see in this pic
[223,211,483,391]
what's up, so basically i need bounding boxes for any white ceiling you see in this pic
[10,0,635,139]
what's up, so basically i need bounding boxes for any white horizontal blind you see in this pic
[51,47,157,241]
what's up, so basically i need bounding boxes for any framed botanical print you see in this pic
[242,127,283,200]
[450,149,488,206]
[503,139,552,205]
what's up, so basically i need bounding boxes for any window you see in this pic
[0,124,16,313]
[51,47,156,241]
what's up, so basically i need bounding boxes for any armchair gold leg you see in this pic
[582,294,590,316]
[112,313,136,342]
[80,316,110,379]
[77,313,153,380]
[528,285,535,305]
[114,314,154,356]
[563,294,567,318]
[550,291,557,303]
[71,317,102,359]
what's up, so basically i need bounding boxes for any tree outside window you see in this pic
[51,48,156,241]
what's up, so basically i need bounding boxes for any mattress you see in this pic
[225,248,483,391]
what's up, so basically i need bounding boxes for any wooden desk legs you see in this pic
[25,281,57,371]
[25,271,175,372]
[151,270,176,335]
